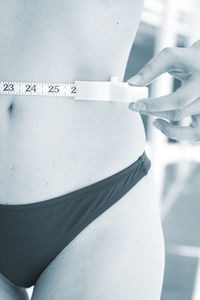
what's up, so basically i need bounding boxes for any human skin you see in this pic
[128,40,200,142]
[0,1,164,299]
[0,0,146,205]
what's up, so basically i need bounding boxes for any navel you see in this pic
[7,103,14,114]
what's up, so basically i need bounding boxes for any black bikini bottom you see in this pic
[0,151,151,288]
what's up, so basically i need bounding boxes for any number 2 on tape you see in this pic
[0,81,77,97]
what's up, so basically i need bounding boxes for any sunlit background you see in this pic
[27,0,200,298]
[125,0,200,299]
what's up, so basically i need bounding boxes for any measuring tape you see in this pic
[0,77,148,102]
[0,81,76,97]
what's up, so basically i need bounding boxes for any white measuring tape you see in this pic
[0,77,148,102]
[0,81,76,97]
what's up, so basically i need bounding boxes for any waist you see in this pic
[0,95,146,204]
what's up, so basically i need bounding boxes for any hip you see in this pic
[0,96,146,204]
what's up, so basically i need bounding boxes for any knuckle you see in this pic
[191,40,200,48]
[162,47,177,57]
[161,47,181,68]
[162,47,171,55]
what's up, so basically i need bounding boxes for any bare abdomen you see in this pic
[0,96,145,204]
[0,0,146,204]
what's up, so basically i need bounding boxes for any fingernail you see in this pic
[128,74,143,85]
[134,102,146,111]
[129,101,147,111]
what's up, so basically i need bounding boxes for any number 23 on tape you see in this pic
[0,82,77,97]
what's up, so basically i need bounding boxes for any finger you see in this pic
[139,110,182,121]
[140,109,191,121]
[153,118,199,141]
[129,79,200,112]
[168,70,190,82]
[140,97,200,121]
[191,40,200,48]
[127,47,182,86]
[191,115,200,127]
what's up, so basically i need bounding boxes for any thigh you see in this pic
[0,274,29,300]
[32,167,165,300]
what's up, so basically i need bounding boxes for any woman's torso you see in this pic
[0,0,146,204]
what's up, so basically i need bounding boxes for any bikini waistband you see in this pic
[0,151,151,211]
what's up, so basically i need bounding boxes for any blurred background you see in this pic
[124,0,200,299]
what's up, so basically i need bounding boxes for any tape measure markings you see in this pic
[0,81,77,97]
[0,78,149,102]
